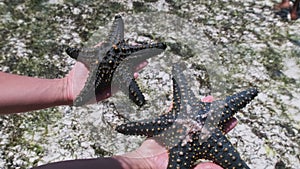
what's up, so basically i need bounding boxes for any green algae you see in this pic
[1,108,62,169]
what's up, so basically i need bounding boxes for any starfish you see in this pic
[116,63,258,169]
[66,15,167,106]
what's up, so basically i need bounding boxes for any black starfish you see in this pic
[66,15,167,106]
[116,63,258,169]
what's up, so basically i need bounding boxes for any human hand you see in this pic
[63,60,148,104]
[116,96,238,169]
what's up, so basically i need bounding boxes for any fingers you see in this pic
[93,42,104,48]
[120,139,169,169]
[201,95,214,102]
[134,72,139,79]
[193,162,223,169]
[135,139,168,157]
[134,61,148,73]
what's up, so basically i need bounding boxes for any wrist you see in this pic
[61,76,74,105]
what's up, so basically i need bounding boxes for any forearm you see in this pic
[32,158,123,169]
[0,72,72,114]
[31,139,163,169]
[31,156,152,169]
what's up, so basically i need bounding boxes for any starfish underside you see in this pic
[116,63,258,169]
[66,15,167,106]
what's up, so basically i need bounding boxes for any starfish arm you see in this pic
[108,42,167,106]
[198,129,250,169]
[172,63,198,103]
[116,109,177,136]
[171,77,181,112]
[116,78,181,136]
[65,15,124,67]
[66,45,110,70]
[125,43,167,106]
[105,15,124,45]
[218,88,258,131]
[128,79,146,106]
[172,63,201,120]
[65,47,80,59]
[195,88,258,133]
[111,60,145,106]
[65,47,98,68]
[118,42,167,64]
[166,141,196,169]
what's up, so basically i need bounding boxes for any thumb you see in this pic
[194,162,223,169]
